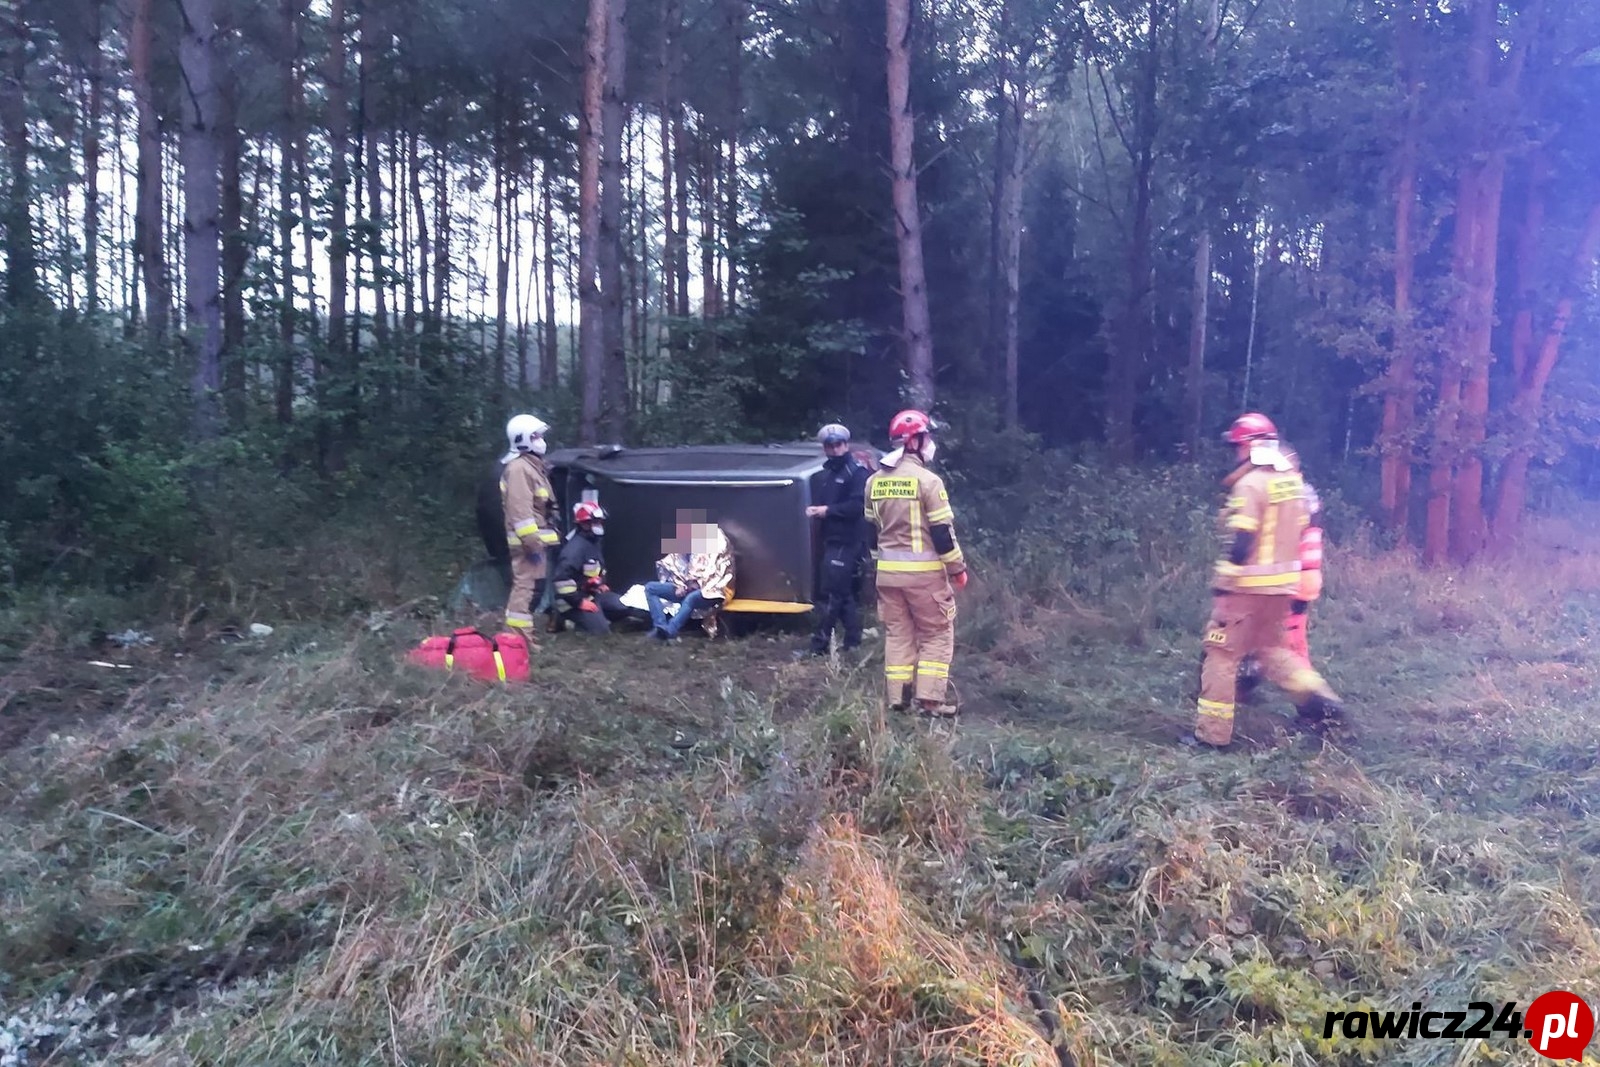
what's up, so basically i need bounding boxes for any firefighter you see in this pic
[799,423,871,659]
[1237,443,1324,699]
[865,409,968,716]
[551,502,631,634]
[1184,413,1343,749]
[499,414,562,635]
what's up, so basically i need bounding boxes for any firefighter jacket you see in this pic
[655,527,736,602]
[815,453,871,549]
[501,453,561,557]
[865,453,965,588]
[1213,461,1309,596]
[553,530,608,611]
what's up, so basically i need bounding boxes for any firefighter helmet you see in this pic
[889,409,932,443]
[1223,412,1278,444]
[573,501,607,525]
[506,413,550,453]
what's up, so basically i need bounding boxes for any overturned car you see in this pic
[472,442,879,618]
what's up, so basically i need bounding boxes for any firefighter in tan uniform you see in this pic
[866,410,968,717]
[500,414,562,634]
[1237,443,1325,699]
[1184,413,1343,749]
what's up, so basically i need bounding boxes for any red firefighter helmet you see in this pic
[889,409,932,444]
[573,501,607,525]
[1223,412,1278,445]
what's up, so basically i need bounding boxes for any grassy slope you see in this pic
[4,509,1600,1066]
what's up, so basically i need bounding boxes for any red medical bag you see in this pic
[406,628,531,683]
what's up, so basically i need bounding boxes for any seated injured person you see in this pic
[646,511,735,640]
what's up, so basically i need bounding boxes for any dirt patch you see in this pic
[0,625,283,758]
[69,910,331,1056]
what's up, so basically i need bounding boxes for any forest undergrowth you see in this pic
[3,476,1600,1066]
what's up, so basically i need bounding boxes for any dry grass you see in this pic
[5,508,1600,1065]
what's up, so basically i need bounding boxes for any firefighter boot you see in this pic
[1284,606,1311,665]
[1236,656,1263,705]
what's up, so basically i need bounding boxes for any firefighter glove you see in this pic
[953,571,969,591]
[579,598,599,613]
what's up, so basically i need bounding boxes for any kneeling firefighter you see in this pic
[500,414,562,635]
[1186,414,1343,749]
[552,502,631,634]
[865,410,968,717]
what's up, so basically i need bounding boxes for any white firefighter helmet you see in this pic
[505,413,550,454]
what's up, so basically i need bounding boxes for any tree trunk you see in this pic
[886,0,934,409]
[1183,0,1221,457]
[1422,169,1474,566]
[324,0,349,373]
[1379,0,1421,536]
[361,3,388,351]
[673,108,690,318]
[660,0,679,330]
[431,141,449,332]
[541,163,558,388]
[115,83,136,323]
[1107,0,1161,463]
[294,108,316,335]
[992,64,1027,429]
[699,124,717,320]
[1448,152,1506,562]
[1492,197,1600,549]
[577,0,608,444]
[276,0,300,424]
[1444,0,1526,563]
[409,128,429,330]
[220,82,248,426]
[493,96,509,405]
[131,0,168,332]
[178,0,224,438]
[516,153,530,391]
[0,4,35,307]
[83,2,105,311]
[626,115,644,409]
[599,0,629,442]
[723,0,744,313]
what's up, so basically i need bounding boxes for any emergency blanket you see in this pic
[619,584,679,616]
[406,628,531,683]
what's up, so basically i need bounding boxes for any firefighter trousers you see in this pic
[1197,593,1337,746]
[876,574,956,707]
[505,550,547,631]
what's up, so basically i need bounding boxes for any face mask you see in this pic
[530,437,547,456]
[920,440,938,463]
[589,523,605,537]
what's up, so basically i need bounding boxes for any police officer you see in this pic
[499,414,562,635]
[1185,414,1342,749]
[800,423,871,658]
[866,410,968,716]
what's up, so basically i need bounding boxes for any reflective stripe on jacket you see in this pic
[1213,463,1307,595]
[866,454,965,586]
[501,453,561,553]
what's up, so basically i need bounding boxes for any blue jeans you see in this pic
[645,581,704,637]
